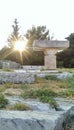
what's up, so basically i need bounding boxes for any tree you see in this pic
[23,25,51,65]
[66,33,74,48]
[0,46,21,64]
[4,19,25,64]
[23,25,50,65]
[7,19,22,48]
[2,23,50,65]
[25,25,50,47]
[57,33,74,68]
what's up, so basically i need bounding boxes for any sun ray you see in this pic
[2,49,16,59]
[14,40,26,52]
[19,51,23,65]
[1,42,34,66]
[20,47,34,63]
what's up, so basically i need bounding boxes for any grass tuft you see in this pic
[8,103,32,111]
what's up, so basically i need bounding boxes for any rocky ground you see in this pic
[0,70,74,130]
[1,95,74,130]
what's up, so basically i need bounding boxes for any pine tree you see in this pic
[25,25,50,47]
[7,19,22,48]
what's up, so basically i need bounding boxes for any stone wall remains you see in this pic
[0,60,20,69]
[0,72,35,83]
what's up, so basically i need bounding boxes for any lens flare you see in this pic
[15,41,26,52]
[1,40,31,66]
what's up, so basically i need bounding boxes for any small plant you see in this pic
[59,84,66,88]
[40,96,58,108]
[3,82,12,88]
[21,88,58,108]
[45,75,58,80]
[35,89,57,97]
[22,88,57,98]
[0,94,8,108]
[9,103,32,111]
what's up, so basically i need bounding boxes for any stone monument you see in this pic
[33,40,69,70]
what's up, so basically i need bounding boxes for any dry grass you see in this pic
[0,72,74,109]
[6,103,32,111]
[3,88,23,96]
[0,74,74,100]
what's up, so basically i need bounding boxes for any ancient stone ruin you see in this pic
[0,60,20,69]
[33,40,69,70]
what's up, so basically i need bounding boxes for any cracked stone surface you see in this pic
[0,110,67,130]
[0,97,74,130]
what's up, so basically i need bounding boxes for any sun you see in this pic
[15,40,26,52]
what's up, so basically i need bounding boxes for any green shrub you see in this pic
[22,88,57,98]
[45,75,58,80]
[0,94,8,108]
[59,84,66,88]
[40,96,58,108]
[21,88,58,108]
[35,89,57,97]
[57,61,63,68]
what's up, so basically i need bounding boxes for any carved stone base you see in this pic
[45,54,56,70]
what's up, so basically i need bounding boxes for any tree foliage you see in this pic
[24,25,50,65]
[57,33,74,68]
[0,20,52,65]
[25,25,50,47]
[3,19,74,67]
[0,46,22,64]
[7,19,22,48]
[66,33,74,48]
[23,25,50,65]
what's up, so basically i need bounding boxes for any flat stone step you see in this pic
[0,98,74,130]
[0,110,67,130]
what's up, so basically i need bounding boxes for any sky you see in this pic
[0,0,74,49]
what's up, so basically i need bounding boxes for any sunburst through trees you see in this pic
[0,19,52,65]
[6,19,27,64]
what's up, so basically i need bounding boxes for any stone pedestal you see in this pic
[45,55,56,70]
[33,40,69,70]
[44,49,58,70]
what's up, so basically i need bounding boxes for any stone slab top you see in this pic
[33,40,69,50]
[0,110,65,120]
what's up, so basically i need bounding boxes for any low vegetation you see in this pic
[21,74,74,107]
[0,94,8,108]
[58,68,74,73]
[45,75,58,80]
[0,72,74,109]
[21,88,57,108]
[8,103,32,111]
